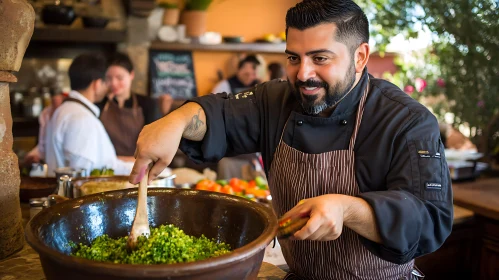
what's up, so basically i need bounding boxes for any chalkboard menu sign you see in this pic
[149,50,197,99]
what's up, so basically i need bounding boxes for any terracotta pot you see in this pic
[162,8,180,26]
[180,10,207,37]
[26,188,278,280]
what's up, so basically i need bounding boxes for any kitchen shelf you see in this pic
[150,41,286,54]
[31,27,127,43]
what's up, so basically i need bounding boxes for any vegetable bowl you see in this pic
[25,188,278,280]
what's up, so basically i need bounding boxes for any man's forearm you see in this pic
[169,102,207,141]
[342,196,382,244]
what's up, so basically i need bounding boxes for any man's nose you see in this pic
[297,62,316,82]
[107,79,117,87]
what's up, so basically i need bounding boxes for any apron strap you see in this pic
[63,98,97,117]
[348,78,370,150]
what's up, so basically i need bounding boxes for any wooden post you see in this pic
[0,0,35,260]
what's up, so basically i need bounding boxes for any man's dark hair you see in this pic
[108,52,134,73]
[68,53,107,91]
[238,55,260,70]
[286,0,369,53]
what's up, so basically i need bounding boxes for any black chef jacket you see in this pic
[179,69,453,265]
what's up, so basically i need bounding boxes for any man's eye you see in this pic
[314,57,328,63]
[287,56,299,63]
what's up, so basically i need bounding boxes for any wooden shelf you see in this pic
[150,41,286,54]
[32,27,127,43]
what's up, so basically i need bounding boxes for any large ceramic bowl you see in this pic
[26,188,277,280]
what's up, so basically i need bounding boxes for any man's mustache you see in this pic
[295,79,328,89]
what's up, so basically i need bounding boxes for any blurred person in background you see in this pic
[45,53,133,176]
[267,62,286,81]
[211,54,261,94]
[96,52,160,157]
[22,90,67,166]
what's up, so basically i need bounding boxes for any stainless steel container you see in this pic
[59,175,177,198]
[55,167,86,180]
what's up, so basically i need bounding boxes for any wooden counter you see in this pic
[0,246,286,280]
[453,178,499,220]
[452,178,499,280]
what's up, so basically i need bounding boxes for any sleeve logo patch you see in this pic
[425,182,442,190]
[418,150,441,159]
[418,150,431,158]
[234,91,254,99]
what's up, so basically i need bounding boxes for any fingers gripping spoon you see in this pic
[127,168,150,250]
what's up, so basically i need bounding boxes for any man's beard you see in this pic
[290,63,357,115]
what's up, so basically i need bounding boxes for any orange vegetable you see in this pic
[196,177,271,201]
[212,184,222,192]
[229,178,247,192]
[253,189,270,198]
[221,185,234,195]
[248,180,256,189]
[195,179,212,191]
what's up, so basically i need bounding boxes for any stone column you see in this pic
[0,0,35,260]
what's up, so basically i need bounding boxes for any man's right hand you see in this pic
[129,102,207,184]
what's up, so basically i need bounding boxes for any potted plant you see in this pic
[180,0,214,37]
[159,2,180,26]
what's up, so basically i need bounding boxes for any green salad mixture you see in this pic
[72,224,231,264]
[90,168,114,176]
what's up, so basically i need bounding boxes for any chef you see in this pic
[130,0,453,279]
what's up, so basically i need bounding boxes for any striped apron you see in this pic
[268,81,415,280]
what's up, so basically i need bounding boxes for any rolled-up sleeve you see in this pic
[358,111,453,264]
[179,89,261,163]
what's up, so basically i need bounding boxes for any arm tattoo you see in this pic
[184,108,205,139]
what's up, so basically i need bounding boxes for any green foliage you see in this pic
[357,0,499,157]
[158,2,179,9]
[185,0,214,11]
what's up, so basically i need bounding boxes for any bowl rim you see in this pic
[25,188,278,277]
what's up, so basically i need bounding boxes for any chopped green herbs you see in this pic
[72,224,231,264]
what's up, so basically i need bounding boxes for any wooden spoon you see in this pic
[127,169,151,250]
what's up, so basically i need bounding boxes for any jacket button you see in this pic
[340,120,348,125]
[297,120,304,126]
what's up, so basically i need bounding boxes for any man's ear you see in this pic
[94,78,102,90]
[354,42,370,73]
[90,79,102,95]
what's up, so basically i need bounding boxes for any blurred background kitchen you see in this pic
[6,1,499,278]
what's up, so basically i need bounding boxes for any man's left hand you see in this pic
[280,194,350,241]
